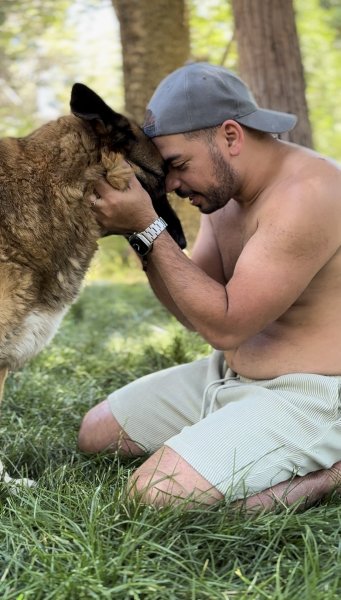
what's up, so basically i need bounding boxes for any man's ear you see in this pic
[221,120,244,156]
[70,83,136,148]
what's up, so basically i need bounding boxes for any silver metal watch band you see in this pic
[141,217,167,243]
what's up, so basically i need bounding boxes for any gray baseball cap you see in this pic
[143,62,297,137]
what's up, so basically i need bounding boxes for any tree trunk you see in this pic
[231,0,313,147]
[112,0,190,124]
[112,0,200,246]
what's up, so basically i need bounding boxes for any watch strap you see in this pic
[140,217,167,243]
[127,217,168,271]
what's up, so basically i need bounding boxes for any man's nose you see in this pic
[165,172,181,194]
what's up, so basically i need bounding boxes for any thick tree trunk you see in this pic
[112,0,190,124]
[112,0,199,245]
[231,0,313,147]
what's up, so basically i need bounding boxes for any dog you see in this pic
[0,83,186,486]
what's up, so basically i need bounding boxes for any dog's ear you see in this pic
[70,83,136,148]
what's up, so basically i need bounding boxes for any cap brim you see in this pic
[237,108,297,134]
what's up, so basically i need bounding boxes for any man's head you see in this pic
[143,62,297,138]
[143,63,297,213]
[151,124,241,214]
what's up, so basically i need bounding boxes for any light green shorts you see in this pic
[108,350,341,500]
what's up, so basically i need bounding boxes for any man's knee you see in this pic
[78,399,144,456]
[127,446,223,508]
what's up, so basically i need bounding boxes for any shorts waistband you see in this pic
[200,369,341,420]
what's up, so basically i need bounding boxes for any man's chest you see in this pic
[210,202,259,282]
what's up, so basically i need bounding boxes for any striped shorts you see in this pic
[108,350,341,499]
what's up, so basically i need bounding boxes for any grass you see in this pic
[0,239,341,599]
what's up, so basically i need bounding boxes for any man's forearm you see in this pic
[145,259,196,331]
[148,231,233,349]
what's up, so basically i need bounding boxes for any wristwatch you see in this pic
[128,217,167,257]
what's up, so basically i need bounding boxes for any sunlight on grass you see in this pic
[86,237,146,285]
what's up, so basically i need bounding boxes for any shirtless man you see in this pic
[78,63,341,511]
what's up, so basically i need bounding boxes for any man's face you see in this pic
[153,132,240,214]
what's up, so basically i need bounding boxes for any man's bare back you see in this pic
[202,143,341,378]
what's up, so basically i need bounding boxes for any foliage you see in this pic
[295,0,341,159]
[189,0,237,68]
[0,0,123,137]
[0,0,73,136]
[188,0,341,161]
[320,0,341,36]
[1,0,341,161]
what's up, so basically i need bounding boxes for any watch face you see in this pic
[129,234,152,256]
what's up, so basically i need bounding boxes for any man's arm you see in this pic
[146,186,340,349]
[145,214,226,329]
[93,176,340,350]
[144,259,194,329]
[92,177,227,330]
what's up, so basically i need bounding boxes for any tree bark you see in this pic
[231,0,313,147]
[112,0,190,124]
[112,0,200,246]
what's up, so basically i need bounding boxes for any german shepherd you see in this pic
[0,84,186,485]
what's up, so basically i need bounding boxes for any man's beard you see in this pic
[176,144,239,214]
[200,144,239,213]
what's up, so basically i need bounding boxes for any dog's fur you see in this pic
[0,83,186,401]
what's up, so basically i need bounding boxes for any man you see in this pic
[78,62,341,511]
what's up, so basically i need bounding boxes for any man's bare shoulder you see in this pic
[275,146,340,205]
[261,147,341,238]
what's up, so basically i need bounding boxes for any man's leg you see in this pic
[126,371,341,510]
[127,446,341,510]
[128,445,224,507]
[78,399,145,457]
[241,460,341,512]
[79,363,341,511]
[78,355,217,457]
[79,402,341,510]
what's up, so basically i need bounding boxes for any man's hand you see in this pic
[89,174,158,235]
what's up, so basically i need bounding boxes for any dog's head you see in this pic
[70,83,186,249]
